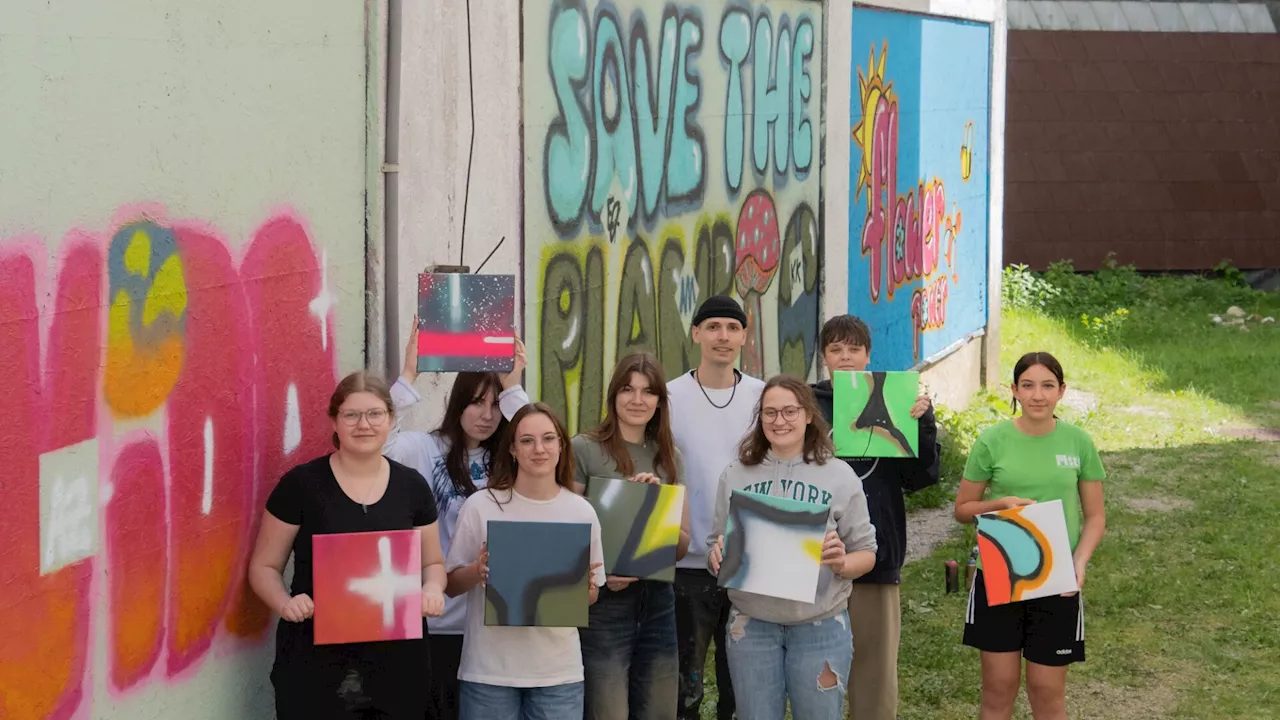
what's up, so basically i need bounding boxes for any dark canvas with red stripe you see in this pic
[416,273,516,373]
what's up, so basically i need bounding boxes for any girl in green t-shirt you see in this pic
[954,352,1107,720]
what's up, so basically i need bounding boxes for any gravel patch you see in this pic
[904,507,958,564]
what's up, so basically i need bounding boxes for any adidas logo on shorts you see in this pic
[1056,649,1073,655]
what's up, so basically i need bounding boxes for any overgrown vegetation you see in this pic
[703,263,1280,719]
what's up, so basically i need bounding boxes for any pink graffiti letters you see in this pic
[0,209,337,719]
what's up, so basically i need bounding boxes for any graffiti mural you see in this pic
[0,210,341,719]
[523,0,824,432]
[848,8,991,370]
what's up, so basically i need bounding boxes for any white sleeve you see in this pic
[445,497,483,573]
[390,376,422,412]
[498,385,531,420]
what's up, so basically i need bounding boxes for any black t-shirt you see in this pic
[266,454,438,598]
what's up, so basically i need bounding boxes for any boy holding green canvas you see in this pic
[810,315,941,720]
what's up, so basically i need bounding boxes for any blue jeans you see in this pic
[458,680,583,720]
[581,581,678,720]
[724,608,852,720]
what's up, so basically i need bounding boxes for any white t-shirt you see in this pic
[667,369,765,570]
[445,486,606,687]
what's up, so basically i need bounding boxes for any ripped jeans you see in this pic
[723,607,851,720]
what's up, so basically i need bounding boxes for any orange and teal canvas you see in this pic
[976,499,1077,606]
[312,529,423,645]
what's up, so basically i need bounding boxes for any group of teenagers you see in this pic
[248,294,1107,720]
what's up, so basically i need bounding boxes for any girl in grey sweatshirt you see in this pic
[706,376,877,720]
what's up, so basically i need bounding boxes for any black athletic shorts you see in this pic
[963,569,1086,667]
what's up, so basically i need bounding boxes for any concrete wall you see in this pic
[0,2,372,718]
[393,0,1007,424]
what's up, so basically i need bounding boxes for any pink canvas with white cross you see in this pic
[312,529,423,645]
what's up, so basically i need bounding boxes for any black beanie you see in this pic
[692,295,747,328]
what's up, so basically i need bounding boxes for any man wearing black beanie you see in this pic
[667,295,764,720]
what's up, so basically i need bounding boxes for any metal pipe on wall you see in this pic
[383,0,403,380]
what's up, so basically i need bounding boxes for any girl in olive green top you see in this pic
[954,352,1106,720]
[571,352,692,720]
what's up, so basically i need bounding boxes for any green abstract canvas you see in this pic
[586,477,684,582]
[832,370,919,458]
[484,520,590,627]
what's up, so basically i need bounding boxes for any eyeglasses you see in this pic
[761,406,802,422]
[338,409,389,426]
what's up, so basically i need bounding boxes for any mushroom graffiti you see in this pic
[733,190,782,377]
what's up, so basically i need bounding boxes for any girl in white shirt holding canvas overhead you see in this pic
[445,403,607,719]
[706,375,878,720]
[383,322,530,720]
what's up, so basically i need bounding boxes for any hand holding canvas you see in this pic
[421,587,445,617]
[820,530,846,575]
[472,542,490,587]
[708,535,725,575]
[279,593,314,623]
[629,472,661,485]
[501,338,527,389]
[402,316,421,383]
[909,394,932,419]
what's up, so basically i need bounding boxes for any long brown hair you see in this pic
[583,352,680,484]
[488,403,576,501]
[435,371,506,497]
[328,371,395,449]
[738,375,833,466]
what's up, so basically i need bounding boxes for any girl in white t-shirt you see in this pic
[445,403,607,719]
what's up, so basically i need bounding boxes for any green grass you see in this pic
[699,268,1280,719]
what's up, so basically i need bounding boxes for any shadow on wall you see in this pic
[0,210,339,719]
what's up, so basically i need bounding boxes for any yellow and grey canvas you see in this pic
[484,520,591,627]
[586,476,684,582]
[718,489,829,603]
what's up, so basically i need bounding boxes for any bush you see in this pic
[1002,263,1060,310]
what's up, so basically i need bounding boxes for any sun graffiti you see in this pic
[851,42,892,203]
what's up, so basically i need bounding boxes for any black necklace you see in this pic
[694,369,739,409]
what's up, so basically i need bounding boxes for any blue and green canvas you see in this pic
[832,370,919,458]
[484,520,590,627]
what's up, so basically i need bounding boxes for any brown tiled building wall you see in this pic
[1004,31,1280,271]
